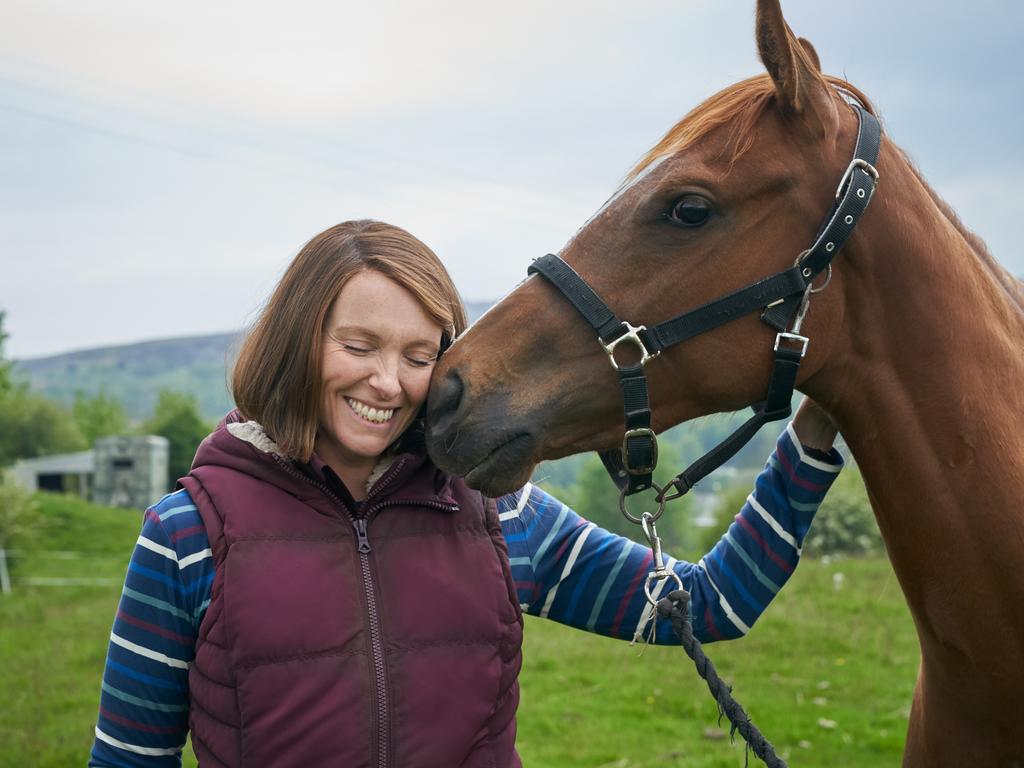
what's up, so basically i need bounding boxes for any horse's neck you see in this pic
[805,151,1024,654]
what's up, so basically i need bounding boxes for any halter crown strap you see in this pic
[529,103,881,500]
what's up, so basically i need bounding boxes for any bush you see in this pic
[0,481,43,550]
[697,482,751,554]
[805,465,882,556]
[537,444,696,555]
[696,463,882,557]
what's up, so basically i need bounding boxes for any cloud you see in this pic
[1,0,1021,357]
[1,0,681,125]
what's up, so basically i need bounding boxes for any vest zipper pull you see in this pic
[353,518,371,554]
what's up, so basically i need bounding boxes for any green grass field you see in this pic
[0,494,919,767]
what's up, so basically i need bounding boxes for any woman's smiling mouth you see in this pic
[345,397,397,424]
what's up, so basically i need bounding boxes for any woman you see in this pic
[90,220,841,767]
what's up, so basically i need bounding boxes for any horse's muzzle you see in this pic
[425,367,537,495]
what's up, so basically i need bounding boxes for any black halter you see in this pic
[528,103,881,520]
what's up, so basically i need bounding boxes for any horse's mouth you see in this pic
[460,433,536,495]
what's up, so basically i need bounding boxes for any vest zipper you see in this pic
[355,496,459,768]
[271,457,391,765]
[364,498,461,517]
[353,518,372,554]
[272,455,458,768]
[356,459,408,768]
[348,517,389,768]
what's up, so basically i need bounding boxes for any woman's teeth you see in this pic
[346,398,395,424]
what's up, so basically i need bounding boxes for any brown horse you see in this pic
[425,0,1024,764]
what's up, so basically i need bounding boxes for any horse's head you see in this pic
[426,0,877,495]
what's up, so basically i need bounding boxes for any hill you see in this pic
[14,301,496,422]
[8,300,825,572]
[14,331,241,422]
[12,298,788,476]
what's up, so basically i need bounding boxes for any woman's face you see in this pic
[317,269,444,470]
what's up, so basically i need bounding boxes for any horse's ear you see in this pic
[798,37,821,72]
[756,1,837,136]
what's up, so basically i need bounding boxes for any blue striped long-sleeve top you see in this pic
[89,423,840,766]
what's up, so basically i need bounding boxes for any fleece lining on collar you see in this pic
[226,419,395,493]
[226,420,282,456]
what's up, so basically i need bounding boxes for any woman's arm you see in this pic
[789,396,839,454]
[89,489,213,768]
[497,401,842,644]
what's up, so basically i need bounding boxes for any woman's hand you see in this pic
[791,396,839,453]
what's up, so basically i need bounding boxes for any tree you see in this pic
[0,387,87,467]
[73,389,130,444]
[143,390,212,483]
[804,465,882,556]
[570,453,634,538]
[547,442,695,554]
[0,311,12,396]
[0,312,87,467]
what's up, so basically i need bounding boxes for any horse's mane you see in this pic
[899,149,1024,311]
[629,74,776,180]
[626,74,876,180]
[627,74,875,181]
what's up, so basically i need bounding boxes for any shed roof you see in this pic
[12,450,96,474]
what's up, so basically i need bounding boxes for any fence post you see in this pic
[0,547,11,595]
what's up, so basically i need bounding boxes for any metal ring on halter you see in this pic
[644,570,684,607]
[656,483,687,504]
[600,322,660,370]
[795,250,832,294]
[810,264,832,293]
[618,484,667,525]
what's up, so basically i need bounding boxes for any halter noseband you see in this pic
[528,103,881,521]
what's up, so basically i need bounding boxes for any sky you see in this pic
[1,0,1021,359]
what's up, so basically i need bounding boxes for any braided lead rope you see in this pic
[656,590,788,768]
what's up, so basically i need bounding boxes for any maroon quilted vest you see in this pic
[179,414,523,768]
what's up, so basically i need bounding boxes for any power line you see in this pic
[0,76,601,217]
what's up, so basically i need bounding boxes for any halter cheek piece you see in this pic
[528,103,881,523]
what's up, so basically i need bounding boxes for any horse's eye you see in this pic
[666,195,712,227]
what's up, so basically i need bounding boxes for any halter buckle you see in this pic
[622,427,658,475]
[601,322,660,370]
[835,158,879,201]
[774,332,809,357]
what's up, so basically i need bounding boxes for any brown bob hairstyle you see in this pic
[231,220,468,461]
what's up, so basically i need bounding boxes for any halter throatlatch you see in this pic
[528,103,881,516]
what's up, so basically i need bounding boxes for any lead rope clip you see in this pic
[641,512,683,609]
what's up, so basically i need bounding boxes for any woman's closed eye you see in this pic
[405,353,439,368]
[341,342,436,368]
[342,343,374,355]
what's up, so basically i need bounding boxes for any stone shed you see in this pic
[92,435,170,509]
[7,435,170,510]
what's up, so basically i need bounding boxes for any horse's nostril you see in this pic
[427,368,465,429]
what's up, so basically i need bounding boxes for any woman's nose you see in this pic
[368,357,402,399]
